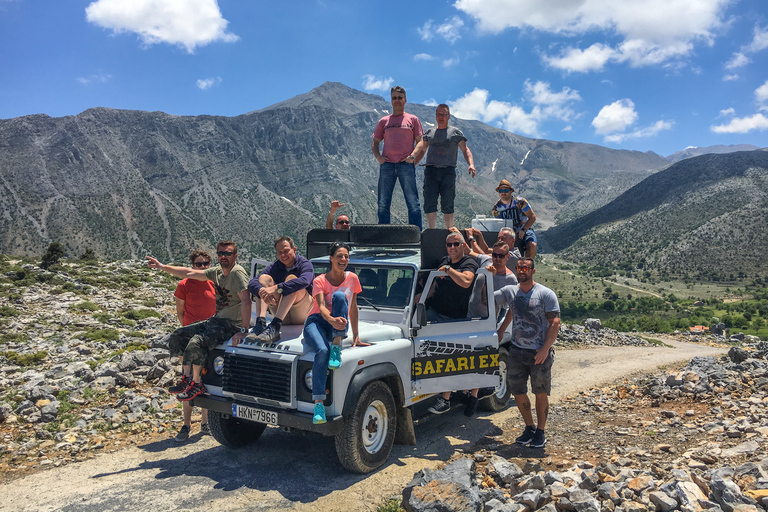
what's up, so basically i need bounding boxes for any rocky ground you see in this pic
[1,257,766,512]
[400,344,768,512]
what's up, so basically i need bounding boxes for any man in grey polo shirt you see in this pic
[411,103,476,229]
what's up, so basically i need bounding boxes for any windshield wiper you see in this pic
[358,295,381,311]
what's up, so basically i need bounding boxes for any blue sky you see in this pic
[1,0,766,157]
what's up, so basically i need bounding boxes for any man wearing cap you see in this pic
[325,200,351,230]
[410,103,476,229]
[491,180,538,258]
[371,85,424,229]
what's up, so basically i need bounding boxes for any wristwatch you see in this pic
[276,286,283,295]
[467,236,475,243]
[240,327,248,333]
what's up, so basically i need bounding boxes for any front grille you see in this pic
[222,353,292,403]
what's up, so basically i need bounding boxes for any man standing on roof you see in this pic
[411,103,476,229]
[491,180,537,258]
[325,200,351,230]
[372,85,424,229]
[248,236,314,344]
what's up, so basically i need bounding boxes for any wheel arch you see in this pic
[341,362,404,418]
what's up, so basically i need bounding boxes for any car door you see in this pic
[410,268,501,395]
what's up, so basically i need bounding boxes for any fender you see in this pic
[341,362,403,418]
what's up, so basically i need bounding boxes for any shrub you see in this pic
[121,308,161,321]
[70,301,100,313]
[41,242,65,270]
[79,248,97,263]
[1,350,48,366]
[0,332,29,344]
[83,328,120,342]
[0,306,19,317]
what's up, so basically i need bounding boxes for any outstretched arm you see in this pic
[325,200,344,229]
[146,256,207,281]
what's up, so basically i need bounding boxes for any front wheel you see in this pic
[335,380,396,473]
[208,410,267,448]
[480,346,511,411]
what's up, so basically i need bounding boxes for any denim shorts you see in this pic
[507,346,554,395]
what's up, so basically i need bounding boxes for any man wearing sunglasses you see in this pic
[409,103,476,229]
[465,226,522,276]
[248,236,314,343]
[495,257,560,448]
[371,85,424,229]
[325,200,351,230]
[491,179,538,258]
[146,241,251,403]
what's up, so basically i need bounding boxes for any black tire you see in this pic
[480,346,512,412]
[334,380,396,473]
[208,410,267,448]
[350,224,420,245]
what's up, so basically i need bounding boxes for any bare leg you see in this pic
[534,392,549,430]
[514,394,535,427]
[426,212,438,229]
[443,213,454,229]
[527,241,538,259]
[182,401,192,427]
[192,364,202,383]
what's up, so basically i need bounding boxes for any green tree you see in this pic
[80,248,97,262]
[41,242,65,270]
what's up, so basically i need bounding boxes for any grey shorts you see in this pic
[507,346,554,395]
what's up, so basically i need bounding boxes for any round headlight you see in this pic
[303,369,313,392]
[213,355,225,375]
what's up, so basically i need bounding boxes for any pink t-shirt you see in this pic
[308,271,362,316]
[372,112,424,163]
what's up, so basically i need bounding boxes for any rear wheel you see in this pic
[208,410,267,448]
[480,346,511,411]
[335,380,396,473]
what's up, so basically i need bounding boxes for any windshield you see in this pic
[312,264,415,309]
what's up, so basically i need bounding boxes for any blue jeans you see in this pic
[378,162,422,229]
[302,291,349,400]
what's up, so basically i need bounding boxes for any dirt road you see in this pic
[0,339,726,512]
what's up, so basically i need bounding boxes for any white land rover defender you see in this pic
[191,225,513,473]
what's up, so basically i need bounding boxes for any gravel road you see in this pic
[0,338,726,512]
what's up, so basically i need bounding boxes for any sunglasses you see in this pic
[492,253,508,258]
[192,261,211,268]
[392,96,405,100]
[336,220,350,225]
[516,265,533,271]
[217,250,235,257]
[446,242,461,247]
[497,188,512,193]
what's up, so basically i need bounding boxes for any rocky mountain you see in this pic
[0,82,668,261]
[542,150,768,279]
[666,144,761,163]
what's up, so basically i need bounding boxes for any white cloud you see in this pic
[413,53,434,61]
[455,0,731,71]
[718,108,736,117]
[604,120,673,143]
[418,16,464,44]
[362,75,394,92]
[755,79,768,106]
[442,57,460,68]
[196,76,222,90]
[448,81,581,137]
[722,74,739,81]
[724,52,751,69]
[85,0,238,53]
[77,73,112,85]
[422,98,438,107]
[591,99,638,135]
[746,25,768,53]
[711,113,768,133]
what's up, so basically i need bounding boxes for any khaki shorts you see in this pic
[268,289,313,325]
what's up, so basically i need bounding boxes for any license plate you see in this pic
[232,404,278,425]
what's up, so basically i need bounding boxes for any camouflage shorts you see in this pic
[168,317,238,366]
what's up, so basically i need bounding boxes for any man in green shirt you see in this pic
[146,240,251,406]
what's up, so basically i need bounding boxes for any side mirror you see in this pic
[415,302,427,328]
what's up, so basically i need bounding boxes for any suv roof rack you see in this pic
[306,224,420,260]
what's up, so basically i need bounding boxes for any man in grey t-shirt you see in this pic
[411,104,476,229]
[495,257,560,449]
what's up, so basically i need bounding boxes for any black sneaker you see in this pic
[464,395,478,417]
[515,425,537,445]
[169,375,191,394]
[174,425,190,443]
[428,397,450,415]
[530,429,546,448]
[178,381,206,401]
[256,325,281,344]
[200,422,210,435]
[250,323,267,336]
